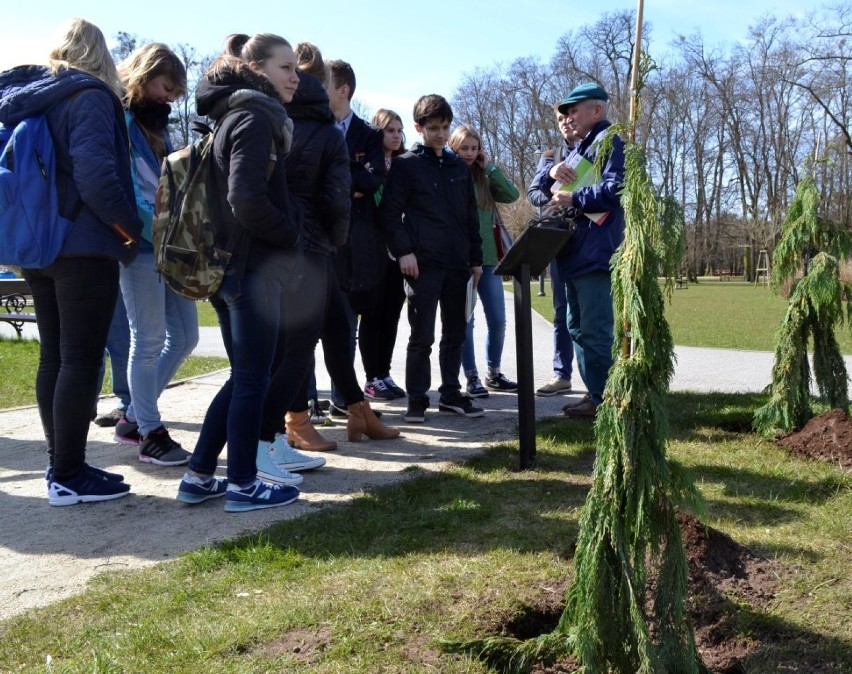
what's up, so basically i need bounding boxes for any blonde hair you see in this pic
[47,18,122,98]
[118,43,187,106]
[449,124,493,211]
[295,41,329,88]
[371,108,406,157]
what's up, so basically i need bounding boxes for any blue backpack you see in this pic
[0,113,74,268]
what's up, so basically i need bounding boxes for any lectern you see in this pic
[494,222,573,468]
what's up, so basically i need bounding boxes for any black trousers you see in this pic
[404,266,469,403]
[24,257,119,481]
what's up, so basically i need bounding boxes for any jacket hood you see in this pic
[0,65,113,125]
[285,71,334,123]
[196,62,280,119]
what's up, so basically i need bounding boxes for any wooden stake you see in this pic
[623,0,646,357]
[628,0,645,142]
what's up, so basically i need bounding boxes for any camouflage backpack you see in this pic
[152,116,233,300]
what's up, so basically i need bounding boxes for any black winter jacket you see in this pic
[0,65,142,264]
[284,72,350,256]
[378,143,482,271]
[196,66,300,278]
[334,114,387,292]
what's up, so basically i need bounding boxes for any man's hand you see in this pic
[399,253,419,279]
[548,161,577,185]
[471,265,483,288]
[549,190,574,208]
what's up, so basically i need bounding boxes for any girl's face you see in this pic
[455,134,480,166]
[253,44,299,103]
[382,119,403,154]
[143,75,179,104]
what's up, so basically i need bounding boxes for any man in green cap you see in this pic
[527,82,625,418]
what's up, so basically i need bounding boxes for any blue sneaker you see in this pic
[45,463,125,483]
[224,479,299,513]
[177,474,228,504]
[48,471,131,506]
[256,441,305,486]
[270,436,326,472]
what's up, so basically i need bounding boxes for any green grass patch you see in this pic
[0,336,227,409]
[196,300,219,327]
[520,279,852,353]
[0,392,849,672]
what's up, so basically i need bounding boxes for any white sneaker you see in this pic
[255,441,304,486]
[536,376,573,396]
[270,435,326,472]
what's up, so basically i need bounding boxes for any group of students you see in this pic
[1,20,525,512]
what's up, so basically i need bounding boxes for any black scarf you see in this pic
[129,99,171,132]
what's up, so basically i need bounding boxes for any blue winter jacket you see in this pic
[0,65,142,264]
[527,120,625,278]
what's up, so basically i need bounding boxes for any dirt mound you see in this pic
[777,408,852,470]
[678,512,779,672]
[501,513,780,674]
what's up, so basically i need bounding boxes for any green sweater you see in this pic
[477,162,520,266]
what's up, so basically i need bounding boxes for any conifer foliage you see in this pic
[441,127,706,673]
[753,174,852,437]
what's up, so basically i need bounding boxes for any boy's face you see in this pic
[415,118,450,154]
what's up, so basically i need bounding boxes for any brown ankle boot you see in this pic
[285,410,337,451]
[347,400,400,441]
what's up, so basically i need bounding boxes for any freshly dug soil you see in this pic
[777,408,852,470]
[503,513,781,674]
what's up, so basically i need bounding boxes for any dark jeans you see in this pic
[291,266,365,414]
[259,252,328,440]
[404,266,469,403]
[190,248,302,484]
[549,254,575,380]
[23,257,119,481]
[373,259,406,378]
[330,280,383,405]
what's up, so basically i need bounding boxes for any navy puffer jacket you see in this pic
[284,72,350,255]
[0,65,142,264]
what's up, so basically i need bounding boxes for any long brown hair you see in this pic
[449,124,493,211]
[371,108,406,157]
[118,43,187,158]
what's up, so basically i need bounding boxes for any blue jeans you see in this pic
[120,250,198,435]
[549,255,574,380]
[23,257,119,480]
[190,249,302,484]
[565,270,614,405]
[462,265,507,377]
[97,292,131,410]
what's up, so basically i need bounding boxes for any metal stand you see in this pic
[495,223,573,469]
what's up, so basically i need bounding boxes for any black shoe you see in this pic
[404,398,428,423]
[114,416,141,445]
[139,427,191,466]
[484,373,518,393]
[465,376,489,398]
[382,375,406,399]
[329,402,349,418]
[94,407,126,427]
[438,394,484,418]
[364,377,395,401]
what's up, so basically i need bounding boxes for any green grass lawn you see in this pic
[523,279,852,354]
[0,336,227,409]
[0,392,849,672]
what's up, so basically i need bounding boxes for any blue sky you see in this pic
[1,0,807,126]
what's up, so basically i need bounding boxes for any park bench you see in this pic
[0,277,36,338]
[715,268,733,281]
